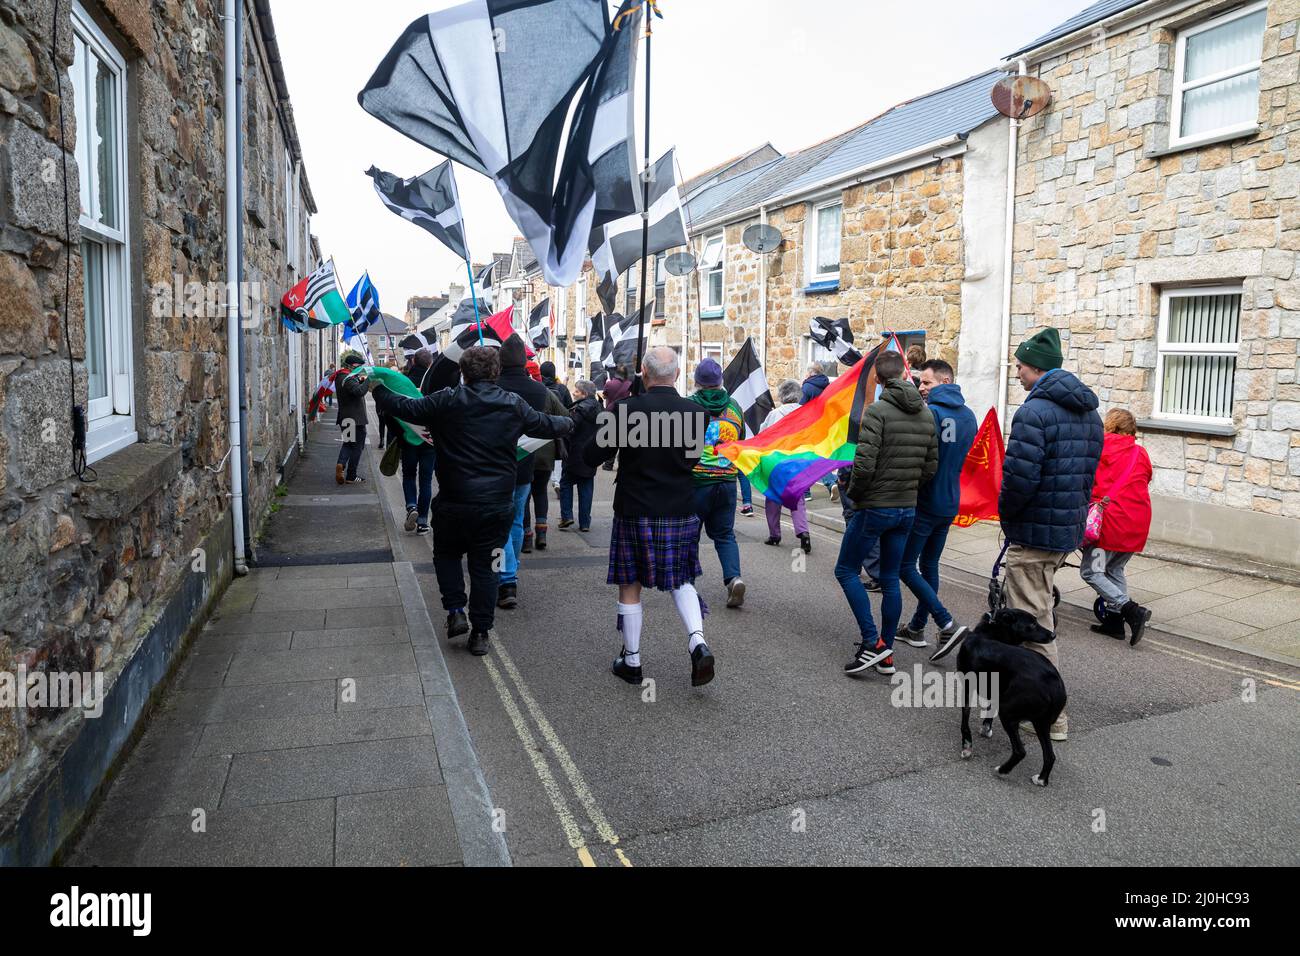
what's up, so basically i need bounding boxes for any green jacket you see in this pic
[846,378,938,510]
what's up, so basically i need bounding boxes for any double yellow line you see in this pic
[483,644,632,867]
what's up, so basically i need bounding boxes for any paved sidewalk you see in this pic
[68,415,506,866]
[805,490,1300,668]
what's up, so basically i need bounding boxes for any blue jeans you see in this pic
[694,481,741,582]
[400,442,436,523]
[737,472,753,506]
[559,474,594,527]
[834,507,915,648]
[900,509,954,630]
[499,483,531,586]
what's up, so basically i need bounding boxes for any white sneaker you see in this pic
[404,507,418,533]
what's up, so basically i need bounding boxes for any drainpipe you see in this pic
[292,159,304,450]
[997,59,1027,435]
[224,0,248,574]
[759,205,768,369]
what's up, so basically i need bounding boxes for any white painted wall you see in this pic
[956,116,1009,422]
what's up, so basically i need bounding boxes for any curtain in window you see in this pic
[1180,9,1266,137]
[816,204,841,275]
[1161,293,1240,420]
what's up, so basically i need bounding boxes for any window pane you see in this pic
[816,204,841,274]
[1184,9,1266,83]
[94,54,119,229]
[71,35,91,221]
[701,237,723,270]
[82,240,107,402]
[1161,354,1236,419]
[1180,70,1260,137]
[708,271,722,307]
[1167,293,1241,344]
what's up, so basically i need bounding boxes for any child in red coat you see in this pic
[1080,409,1153,645]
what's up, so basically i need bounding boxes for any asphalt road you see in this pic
[413,471,1300,867]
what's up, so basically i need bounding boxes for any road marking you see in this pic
[1144,638,1300,685]
[615,848,634,867]
[493,643,626,853]
[481,655,590,858]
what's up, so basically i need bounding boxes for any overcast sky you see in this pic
[271,0,1087,317]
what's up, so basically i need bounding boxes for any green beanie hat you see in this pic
[1015,327,1064,371]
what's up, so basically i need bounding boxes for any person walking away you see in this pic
[896,359,976,657]
[837,350,937,676]
[1080,409,1153,646]
[998,327,1103,741]
[559,381,600,531]
[689,359,747,609]
[600,365,633,472]
[522,385,569,551]
[399,349,439,534]
[584,347,716,686]
[760,380,813,553]
[335,353,369,485]
[802,361,839,501]
[540,360,572,408]
[372,346,572,656]
[495,334,551,609]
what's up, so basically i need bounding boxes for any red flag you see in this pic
[952,408,1004,527]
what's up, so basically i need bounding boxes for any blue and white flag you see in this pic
[346,271,382,334]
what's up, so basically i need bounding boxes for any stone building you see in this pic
[0,0,326,862]
[1004,0,1300,568]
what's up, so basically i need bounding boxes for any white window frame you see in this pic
[1152,284,1241,425]
[701,233,724,315]
[576,271,587,327]
[624,264,639,316]
[1169,0,1267,149]
[803,335,835,368]
[806,197,843,285]
[701,344,723,365]
[284,152,296,267]
[72,2,135,463]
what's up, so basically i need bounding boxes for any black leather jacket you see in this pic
[373,379,573,507]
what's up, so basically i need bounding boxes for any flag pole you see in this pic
[465,258,486,345]
[633,1,653,376]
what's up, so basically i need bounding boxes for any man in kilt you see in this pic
[583,347,717,687]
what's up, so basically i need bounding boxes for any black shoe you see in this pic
[862,576,882,592]
[558,518,575,530]
[497,584,517,609]
[347,476,366,484]
[1090,611,1125,639]
[467,629,490,656]
[522,532,533,554]
[612,651,642,684]
[415,523,431,536]
[535,528,547,550]
[764,536,781,546]
[930,623,968,662]
[896,623,928,648]
[690,642,715,687]
[1121,601,1151,646]
[799,532,812,554]
[845,639,892,675]
[404,507,418,532]
[446,610,469,640]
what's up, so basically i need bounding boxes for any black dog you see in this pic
[957,608,1067,787]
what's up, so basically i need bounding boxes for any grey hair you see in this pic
[820,360,837,377]
[777,379,802,404]
[574,379,596,397]
[641,346,679,384]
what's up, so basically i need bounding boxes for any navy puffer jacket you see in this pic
[999,370,1103,552]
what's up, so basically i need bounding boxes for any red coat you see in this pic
[1091,433,1153,553]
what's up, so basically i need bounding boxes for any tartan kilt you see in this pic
[607,514,703,591]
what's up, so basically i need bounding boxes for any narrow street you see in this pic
[70,411,1300,867]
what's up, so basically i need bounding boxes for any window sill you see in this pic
[1137,417,1236,437]
[802,280,840,294]
[76,442,182,521]
[1145,125,1259,160]
[700,309,724,320]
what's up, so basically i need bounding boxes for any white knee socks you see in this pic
[618,602,643,666]
[671,583,706,652]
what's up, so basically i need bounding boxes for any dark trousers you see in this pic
[377,414,393,448]
[523,468,552,530]
[400,442,436,522]
[430,498,515,632]
[337,419,366,480]
[560,473,594,528]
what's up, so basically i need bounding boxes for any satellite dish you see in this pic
[991,75,1052,120]
[663,251,697,276]
[743,223,782,254]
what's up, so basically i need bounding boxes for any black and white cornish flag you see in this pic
[723,338,775,439]
[398,329,438,357]
[359,0,639,287]
[601,302,652,371]
[809,316,863,365]
[366,161,469,261]
[527,298,552,351]
[592,148,687,311]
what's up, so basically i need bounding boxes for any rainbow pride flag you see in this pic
[717,335,906,508]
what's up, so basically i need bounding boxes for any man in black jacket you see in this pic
[559,381,600,530]
[495,334,550,609]
[372,346,572,656]
[335,353,369,485]
[540,360,572,409]
[584,347,716,688]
